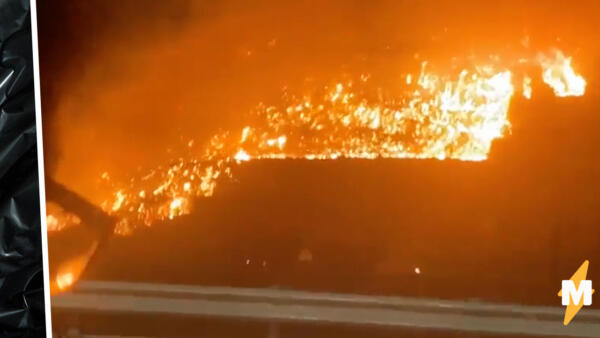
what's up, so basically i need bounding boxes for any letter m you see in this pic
[562,280,593,306]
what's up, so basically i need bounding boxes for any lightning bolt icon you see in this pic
[558,260,595,325]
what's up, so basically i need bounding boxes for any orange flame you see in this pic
[538,50,586,97]
[46,201,81,232]
[50,240,98,295]
[47,49,587,237]
[45,49,588,294]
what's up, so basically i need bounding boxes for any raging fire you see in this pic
[48,50,586,237]
[45,48,587,294]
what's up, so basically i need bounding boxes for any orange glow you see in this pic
[51,49,583,236]
[226,68,514,162]
[168,196,187,219]
[44,45,589,295]
[39,0,600,305]
[55,272,74,290]
[234,149,251,162]
[46,201,81,232]
[46,214,60,231]
[538,50,586,97]
[44,48,587,238]
[522,76,532,99]
[50,241,98,295]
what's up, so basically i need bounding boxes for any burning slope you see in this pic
[46,49,586,293]
[46,49,582,236]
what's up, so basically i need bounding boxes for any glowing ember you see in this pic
[50,241,99,294]
[538,50,586,97]
[55,271,74,290]
[523,76,532,99]
[44,48,589,295]
[234,149,251,162]
[46,214,60,231]
[168,197,186,219]
[222,68,514,162]
[46,201,81,232]
[112,190,126,211]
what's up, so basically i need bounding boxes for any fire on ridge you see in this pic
[46,49,586,293]
[47,49,586,236]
